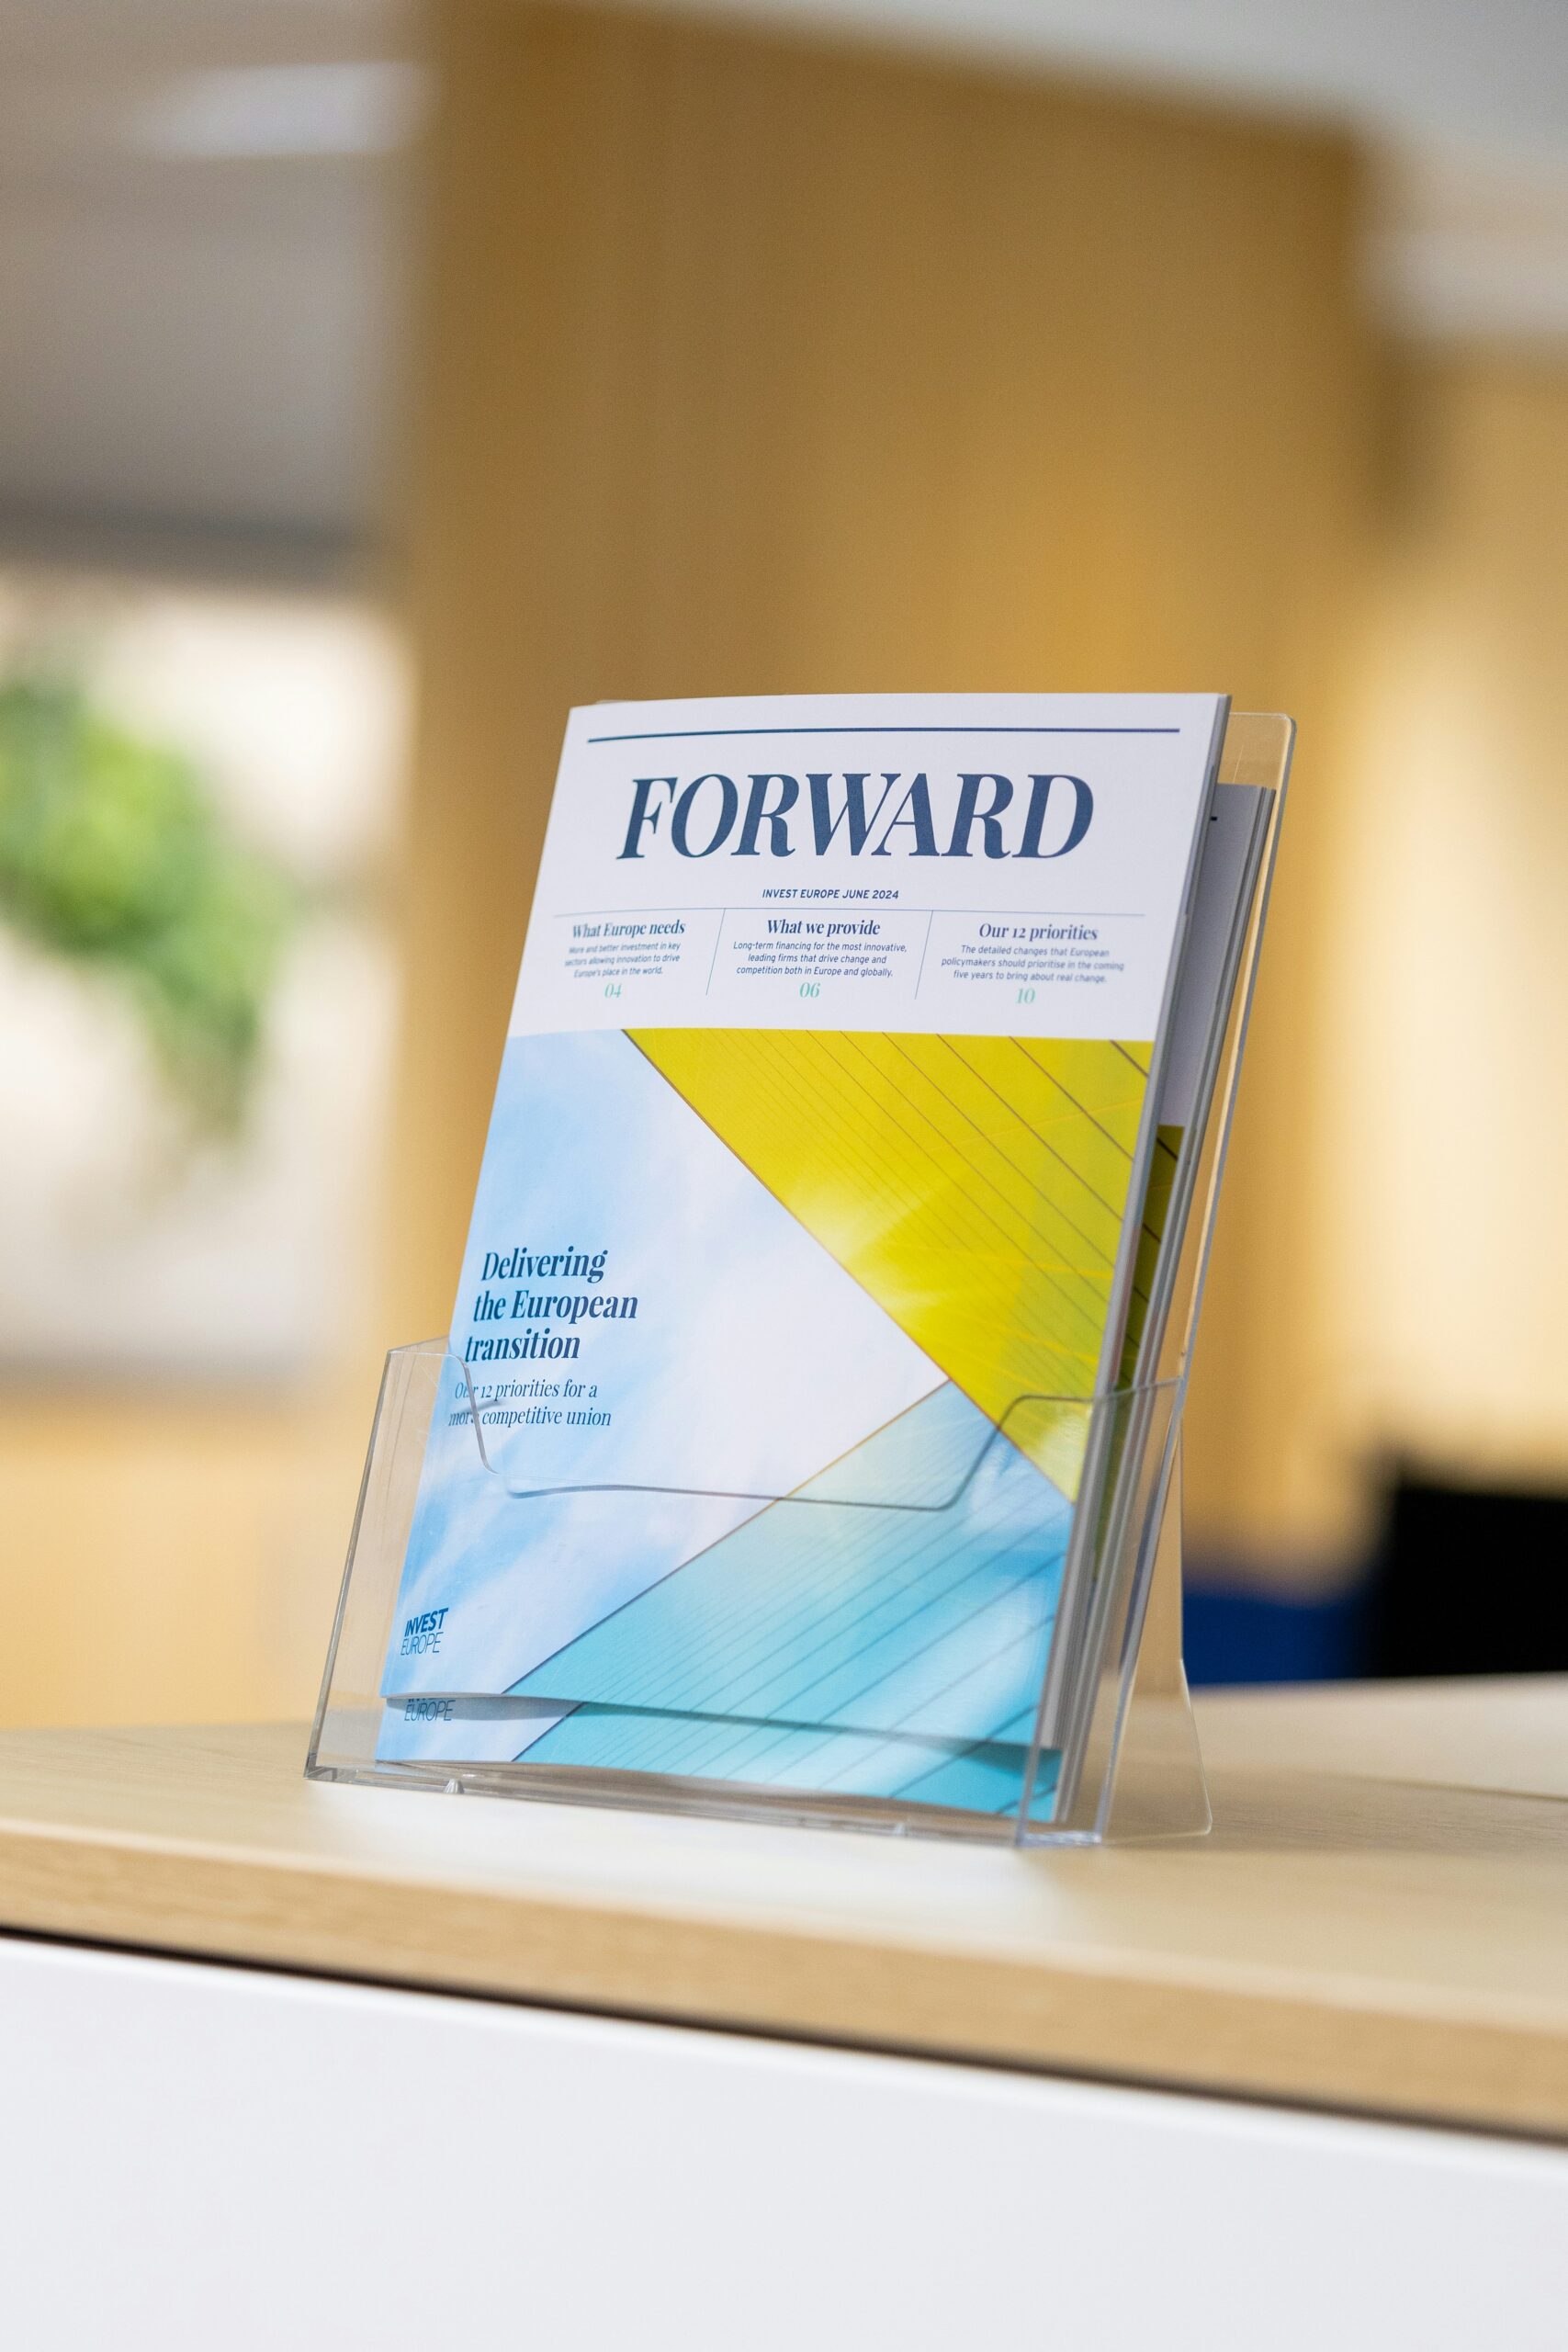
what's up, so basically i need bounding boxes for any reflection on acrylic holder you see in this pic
[309,1340,1204,1843]
[308,715,1291,1845]
[469,1348,1097,1511]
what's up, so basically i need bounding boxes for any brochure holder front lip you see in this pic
[310,1336,1204,1845]
[453,1347,1113,1514]
[392,1351,1187,1830]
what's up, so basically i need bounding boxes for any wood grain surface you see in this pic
[0,1680,1564,2140]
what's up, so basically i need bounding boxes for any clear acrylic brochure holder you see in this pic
[310,715,1292,1845]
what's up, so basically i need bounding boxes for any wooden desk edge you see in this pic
[2,1805,1565,2144]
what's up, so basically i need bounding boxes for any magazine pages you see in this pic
[378,692,1231,1824]
[1039,777,1273,1796]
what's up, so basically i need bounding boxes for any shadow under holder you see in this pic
[309,713,1293,1848]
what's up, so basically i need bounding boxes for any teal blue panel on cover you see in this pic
[510,1383,1068,1815]
[514,1706,1059,1817]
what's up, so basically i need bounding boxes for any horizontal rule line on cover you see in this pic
[549,906,1148,920]
[584,725,1182,743]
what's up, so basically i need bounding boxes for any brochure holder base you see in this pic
[308,1340,1210,1849]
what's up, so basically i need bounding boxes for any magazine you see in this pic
[377,692,1231,1820]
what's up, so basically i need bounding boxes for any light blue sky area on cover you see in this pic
[507,1380,1071,1807]
[382,1350,758,1710]
[451,1027,939,1501]
[381,1028,940,1711]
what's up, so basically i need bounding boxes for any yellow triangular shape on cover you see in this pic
[629,1029,1153,1487]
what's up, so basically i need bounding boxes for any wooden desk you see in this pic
[1,1679,1564,2135]
[2,1680,1565,2347]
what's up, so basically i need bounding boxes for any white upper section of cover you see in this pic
[511,694,1224,1044]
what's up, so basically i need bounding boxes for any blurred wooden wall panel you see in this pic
[1325,354,1568,1511]
[393,2,1371,1565]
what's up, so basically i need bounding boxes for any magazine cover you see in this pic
[378,693,1227,1818]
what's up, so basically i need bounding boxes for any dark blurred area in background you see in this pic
[1189,1476,1568,1685]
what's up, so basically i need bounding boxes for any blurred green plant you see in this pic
[0,673,297,1132]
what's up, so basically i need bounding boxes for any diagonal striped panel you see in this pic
[510,1381,1071,1812]
[513,1709,1061,1820]
[629,1029,1152,1479]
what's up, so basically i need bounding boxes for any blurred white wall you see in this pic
[0,0,421,562]
[3,0,1567,559]
[616,0,1568,341]
[0,575,406,1377]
